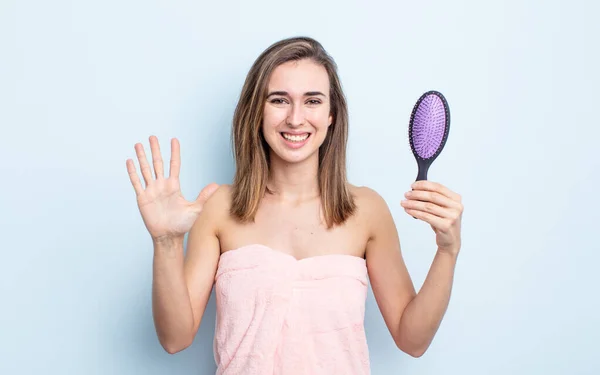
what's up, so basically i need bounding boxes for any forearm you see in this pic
[152,236,194,352]
[396,248,458,356]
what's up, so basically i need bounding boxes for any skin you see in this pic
[127,59,464,357]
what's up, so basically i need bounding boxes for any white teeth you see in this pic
[282,133,309,142]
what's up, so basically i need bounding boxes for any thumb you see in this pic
[194,182,220,208]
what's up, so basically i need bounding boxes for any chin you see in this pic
[270,147,317,164]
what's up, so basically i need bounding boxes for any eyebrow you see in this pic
[266,91,327,98]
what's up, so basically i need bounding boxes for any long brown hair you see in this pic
[230,36,356,228]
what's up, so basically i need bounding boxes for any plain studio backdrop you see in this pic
[1,0,598,374]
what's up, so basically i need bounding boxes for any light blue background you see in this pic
[1,0,598,374]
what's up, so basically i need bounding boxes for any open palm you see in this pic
[126,136,219,241]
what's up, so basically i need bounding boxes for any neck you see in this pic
[267,152,320,203]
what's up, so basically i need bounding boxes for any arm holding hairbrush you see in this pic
[365,180,463,358]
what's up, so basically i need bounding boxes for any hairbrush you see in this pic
[408,90,450,182]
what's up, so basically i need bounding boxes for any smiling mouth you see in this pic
[280,132,310,142]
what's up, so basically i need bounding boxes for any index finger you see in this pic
[169,138,181,179]
[126,159,144,196]
[411,180,461,202]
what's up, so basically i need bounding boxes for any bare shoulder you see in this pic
[348,184,395,241]
[191,184,232,235]
[203,184,232,212]
[349,184,390,218]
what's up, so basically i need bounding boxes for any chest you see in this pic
[219,198,368,260]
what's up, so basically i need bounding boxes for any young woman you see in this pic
[126,36,464,374]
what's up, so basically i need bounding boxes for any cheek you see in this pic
[307,107,331,129]
[262,106,285,127]
[261,110,276,140]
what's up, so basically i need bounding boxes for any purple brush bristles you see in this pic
[411,94,447,159]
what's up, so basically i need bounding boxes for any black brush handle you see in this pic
[411,159,431,219]
[415,158,430,182]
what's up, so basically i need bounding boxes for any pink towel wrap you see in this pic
[213,244,370,374]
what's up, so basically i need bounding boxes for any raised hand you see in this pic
[401,180,464,255]
[126,136,219,241]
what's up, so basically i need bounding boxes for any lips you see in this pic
[281,132,310,142]
[279,132,311,149]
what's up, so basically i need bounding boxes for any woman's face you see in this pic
[262,59,333,164]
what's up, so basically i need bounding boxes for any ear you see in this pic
[328,114,333,127]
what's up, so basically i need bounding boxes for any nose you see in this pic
[286,103,305,127]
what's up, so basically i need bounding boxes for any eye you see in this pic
[307,99,322,105]
[270,98,288,105]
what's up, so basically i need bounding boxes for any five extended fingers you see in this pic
[127,136,177,196]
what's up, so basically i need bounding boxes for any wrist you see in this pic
[153,235,185,257]
[437,245,460,259]
[153,234,185,245]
